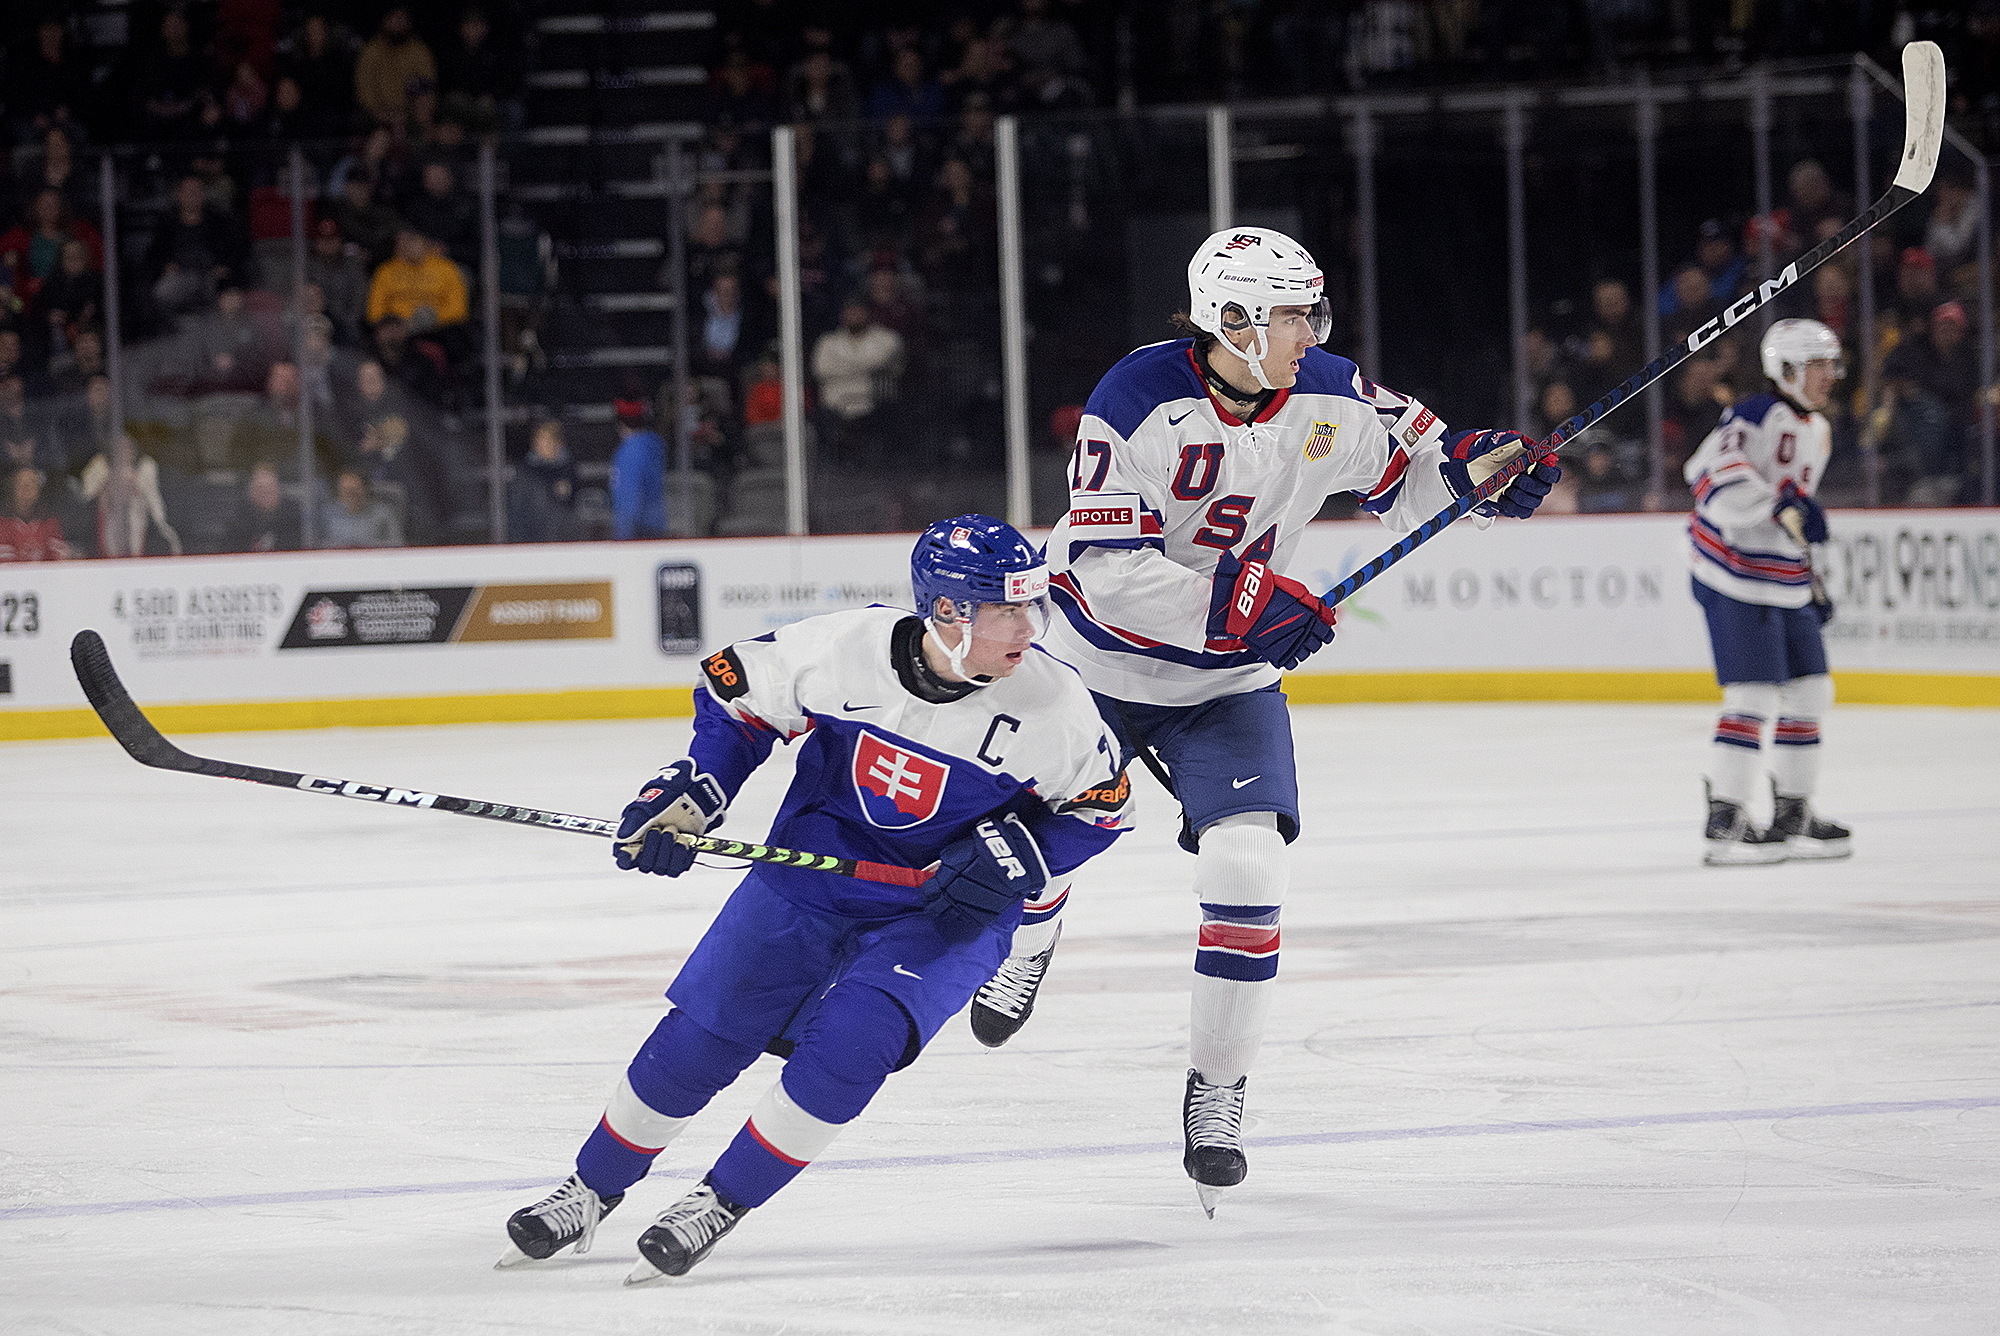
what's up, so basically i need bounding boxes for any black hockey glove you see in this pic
[614,759,727,876]
[1441,430,1562,518]
[923,813,1051,943]
[1207,549,1337,671]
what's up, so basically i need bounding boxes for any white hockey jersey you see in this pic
[1044,338,1464,706]
[688,606,1131,918]
[1682,392,1827,609]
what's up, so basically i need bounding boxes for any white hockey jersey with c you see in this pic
[1044,338,1464,706]
[1682,392,1828,610]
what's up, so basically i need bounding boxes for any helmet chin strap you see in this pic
[1213,315,1277,392]
[926,611,992,686]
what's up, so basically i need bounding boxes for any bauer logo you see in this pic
[852,731,949,829]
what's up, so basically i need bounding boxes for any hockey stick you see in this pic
[67,629,931,888]
[1322,41,1947,611]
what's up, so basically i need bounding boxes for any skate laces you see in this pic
[656,1183,738,1251]
[979,950,1048,1017]
[1185,1075,1246,1150]
[533,1175,609,1255]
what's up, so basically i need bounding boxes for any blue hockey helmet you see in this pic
[910,515,1049,621]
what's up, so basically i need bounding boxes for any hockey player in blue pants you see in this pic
[964,227,1562,1215]
[496,517,1130,1282]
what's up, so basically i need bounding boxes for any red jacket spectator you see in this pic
[0,189,105,306]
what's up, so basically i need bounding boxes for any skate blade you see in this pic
[1193,1181,1230,1219]
[494,1243,538,1270]
[1786,838,1852,861]
[624,1255,669,1287]
[1702,843,1788,867]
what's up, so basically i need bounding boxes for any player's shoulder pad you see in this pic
[1722,392,1783,429]
[1290,346,1367,401]
[1084,338,1202,439]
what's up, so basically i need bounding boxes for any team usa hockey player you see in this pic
[497,517,1130,1282]
[967,227,1563,1214]
[1684,318,1853,867]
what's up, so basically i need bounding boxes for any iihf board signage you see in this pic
[278,582,613,649]
[657,563,702,654]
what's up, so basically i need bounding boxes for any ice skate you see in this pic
[1702,786,1788,866]
[970,924,1061,1047]
[495,1173,623,1268]
[624,1178,750,1284]
[1770,792,1852,860]
[1182,1069,1247,1217]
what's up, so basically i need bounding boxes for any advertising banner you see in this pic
[5,511,1995,739]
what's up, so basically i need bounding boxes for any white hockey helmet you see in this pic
[1188,227,1332,390]
[1760,318,1845,402]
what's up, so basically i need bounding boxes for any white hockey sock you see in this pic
[602,1073,695,1154]
[1708,682,1780,807]
[1770,674,1831,798]
[1188,813,1287,1086]
[1005,877,1071,959]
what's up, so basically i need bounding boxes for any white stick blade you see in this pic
[1892,40,1947,195]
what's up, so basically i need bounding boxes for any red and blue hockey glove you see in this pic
[1774,481,1829,545]
[1441,429,1562,518]
[614,759,728,876]
[1207,549,1337,671]
[924,813,1051,942]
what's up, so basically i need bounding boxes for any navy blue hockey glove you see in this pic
[1207,549,1337,671]
[923,813,1051,943]
[1440,430,1562,518]
[614,760,727,876]
[1774,482,1829,545]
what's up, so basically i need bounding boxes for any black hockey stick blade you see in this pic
[1326,41,1947,611]
[68,629,929,885]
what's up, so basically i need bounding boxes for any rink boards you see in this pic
[3,509,1996,740]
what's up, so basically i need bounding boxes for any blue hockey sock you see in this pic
[574,1008,762,1199]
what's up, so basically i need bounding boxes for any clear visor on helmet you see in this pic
[1224,297,1332,347]
[939,595,1049,645]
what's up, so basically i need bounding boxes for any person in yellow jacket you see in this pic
[354,7,436,129]
[367,230,468,331]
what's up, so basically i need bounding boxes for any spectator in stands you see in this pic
[855,157,918,253]
[370,313,455,407]
[1588,278,1641,382]
[279,12,359,137]
[949,92,999,180]
[785,47,860,125]
[79,432,182,558]
[0,332,24,389]
[355,7,438,131]
[1883,301,1978,505]
[438,6,521,133]
[144,174,249,318]
[609,399,668,540]
[694,272,752,388]
[58,373,117,474]
[1810,263,1852,345]
[30,239,104,372]
[864,266,925,342]
[1662,350,1732,473]
[1659,219,1747,317]
[812,297,904,467]
[307,219,371,346]
[1895,248,1941,322]
[22,128,84,218]
[231,361,334,473]
[918,157,997,293]
[223,59,270,129]
[1531,378,1579,443]
[0,464,76,561]
[401,160,478,269]
[184,286,268,394]
[1784,160,1848,249]
[1573,440,1640,513]
[133,8,222,146]
[6,18,90,150]
[322,466,404,547]
[1924,169,1980,295]
[367,230,468,336]
[867,49,947,124]
[1662,264,1720,345]
[52,328,107,401]
[876,115,934,204]
[0,189,105,312]
[2,372,62,475]
[220,462,303,553]
[330,171,404,267]
[708,43,780,131]
[507,418,582,543]
[943,35,1017,115]
[1007,0,1093,109]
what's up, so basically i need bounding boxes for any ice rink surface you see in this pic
[4,701,1998,1335]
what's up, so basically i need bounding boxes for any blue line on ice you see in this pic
[7,1094,1996,1221]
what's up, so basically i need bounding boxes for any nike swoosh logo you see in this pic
[1231,776,1261,789]
[843,701,877,711]
[893,964,923,979]
[1168,408,1197,427]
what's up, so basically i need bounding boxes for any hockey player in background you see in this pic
[966,227,1563,1213]
[1683,318,1852,866]
[497,517,1130,1282]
